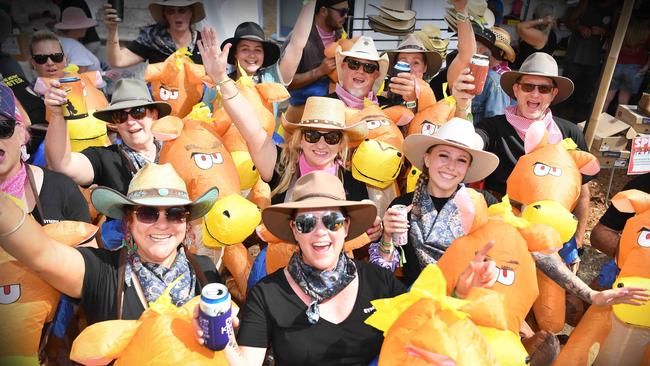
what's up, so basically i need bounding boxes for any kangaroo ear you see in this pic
[524,121,548,154]
[612,189,650,214]
[145,60,173,82]
[70,319,141,364]
[455,188,488,234]
[151,115,184,141]
[568,150,600,176]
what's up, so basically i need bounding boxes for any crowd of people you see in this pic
[0,0,649,365]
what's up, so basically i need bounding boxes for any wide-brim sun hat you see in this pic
[220,22,280,68]
[335,36,389,95]
[54,7,98,30]
[403,117,499,183]
[281,96,368,142]
[262,171,377,244]
[93,79,171,122]
[386,33,443,79]
[91,163,218,221]
[500,52,574,104]
[149,0,206,24]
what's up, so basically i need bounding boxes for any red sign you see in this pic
[628,136,650,175]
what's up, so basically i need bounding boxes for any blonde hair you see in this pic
[271,129,350,198]
[624,19,650,51]
[30,30,63,55]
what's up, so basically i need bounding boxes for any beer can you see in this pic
[391,204,408,246]
[60,77,88,120]
[388,61,411,106]
[199,283,233,351]
[468,54,489,95]
[109,0,124,21]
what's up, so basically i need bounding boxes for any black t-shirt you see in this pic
[476,114,592,195]
[78,247,221,324]
[238,260,406,366]
[599,173,650,231]
[126,30,203,64]
[512,31,557,70]
[31,167,91,225]
[81,145,134,194]
[1,56,46,125]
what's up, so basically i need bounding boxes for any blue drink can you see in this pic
[388,61,411,105]
[199,283,233,351]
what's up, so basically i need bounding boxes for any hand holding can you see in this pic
[59,77,88,120]
[467,54,489,95]
[390,204,409,247]
[199,283,234,351]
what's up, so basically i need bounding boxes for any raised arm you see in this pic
[0,193,85,298]
[43,81,96,186]
[278,0,317,84]
[447,0,476,87]
[199,27,277,181]
[516,16,552,50]
[103,4,146,68]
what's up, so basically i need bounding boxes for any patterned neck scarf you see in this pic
[0,162,27,200]
[136,23,198,58]
[335,83,378,110]
[119,140,162,175]
[287,251,357,325]
[504,105,562,144]
[125,247,196,307]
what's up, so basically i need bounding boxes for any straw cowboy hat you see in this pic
[413,25,449,59]
[282,96,368,142]
[149,0,206,24]
[403,117,499,183]
[335,36,389,95]
[386,33,443,79]
[221,22,280,68]
[500,52,574,104]
[54,7,97,30]
[369,0,416,21]
[471,21,500,58]
[262,171,377,244]
[91,163,219,220]
[491,26,515,62]
[93,79,171,122]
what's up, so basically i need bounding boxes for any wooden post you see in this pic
[584,0,635,149]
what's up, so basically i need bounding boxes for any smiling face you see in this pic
[299,128,342,169]
[163,6,193,33]
[113,107,158,150]
[424,144,471,197]
[512,75,558,120]
[0,120,25,181]
[30,39,66,78]
[127,206,188,267]
[340,57,379,98]
[397,52,427,79]
[235,39,265,76]
[291,207,350,271]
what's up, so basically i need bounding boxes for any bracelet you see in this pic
[217,78,234,87]
[453,10,470,22]
[380,240,393,248]
[222,89,239,102]
[379,245,393,255]
[0,210,26,238]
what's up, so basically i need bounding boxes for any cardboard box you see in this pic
[616,105,650,134]
[578,113,636,152]
[591,150,630,168]
[639,93,650,117]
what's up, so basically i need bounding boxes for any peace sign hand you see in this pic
[455,240,498,299]
[198,26,231,84]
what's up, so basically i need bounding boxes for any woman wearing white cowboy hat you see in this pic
[193,170,500,365]
[371,117,500,286]
[0,162,223,324]
[103,0,207,67]
[55,7,101,73]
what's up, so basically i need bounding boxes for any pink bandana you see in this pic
[505,105,563,144]
[316,24,336,48]
[0,162,27,200]
[299,153,338,176]
[335,83,378,110]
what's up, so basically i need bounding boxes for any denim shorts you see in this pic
[609,63,644,92]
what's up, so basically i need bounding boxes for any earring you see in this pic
[123,234,137,254]
[20,145,30,162]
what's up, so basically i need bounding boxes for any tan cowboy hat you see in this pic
[91,163,218,220]
[404,117,499,183]
[368,14,415,30]
[281,96,368,142]
[500,52,574,104]
[368,18,414,36]
[335,36,389,95]
[386,34,443,79]
[491,26,515,62]
[262,171,377,244]
[149,0,206,24]
[93,79,172,122]
[369,0,415,21]
[54,7,98,30]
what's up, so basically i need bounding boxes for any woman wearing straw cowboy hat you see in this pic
[0,162,222,323]
[54,7,101,73]
[103,0,206,67]
[370,117,500,286]
[193,170,499,365]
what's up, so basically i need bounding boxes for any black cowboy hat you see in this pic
[220,22,281,68]
[471,21,500,58]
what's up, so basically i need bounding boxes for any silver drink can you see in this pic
[391,204,408,246]
[199,283,233,351]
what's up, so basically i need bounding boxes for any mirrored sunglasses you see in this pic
[0,118,17,139]
[134,206,190,224]
[111,106,149,124]
[302,129,343,145]
[32,53,65,65]
[344,58,379,74]
[293,211,347,234]
[517,82,554,94]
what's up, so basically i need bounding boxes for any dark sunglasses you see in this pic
[293,211,347,234]
[111,106,149,124]
[134,206,190,224]
[326,6,349,17]
[0,118,17,139]
[303,129,343,145]
[32,53,65,65]
[343,58,379,74]
[517,82,554,94]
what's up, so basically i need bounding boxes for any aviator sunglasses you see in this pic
[293,211,347,234]
[303,129,343,145]
[326,6,349,17]
[111,106,149,124]
[133,206,190,224]
[517,82,555,94]
[32,53,65,65]
[0,118,17,139]
[343,58,379,74]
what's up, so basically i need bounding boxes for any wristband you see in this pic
[0,210,26,238]
[379,245,393,255]
[222,89,240,102]
[454,10,470,22]
[380,240,393,248]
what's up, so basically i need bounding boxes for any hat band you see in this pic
[294,192,345,202]
[127,188,189,202]
[300,119,345,128]
[111,97,154,106]
[398,44,426,51]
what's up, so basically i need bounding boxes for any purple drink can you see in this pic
[391,204,408,246]
[199,283,233,351]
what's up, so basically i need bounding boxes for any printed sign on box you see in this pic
[628,136,650,175]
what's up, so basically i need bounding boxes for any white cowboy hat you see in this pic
[335,36,389,95]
